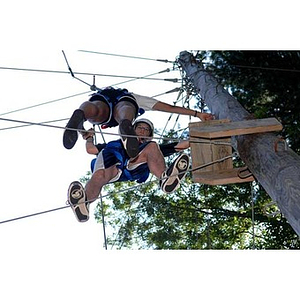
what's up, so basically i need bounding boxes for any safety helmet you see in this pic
[133,118,154,139]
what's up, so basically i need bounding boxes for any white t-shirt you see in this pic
[132,93,159,111]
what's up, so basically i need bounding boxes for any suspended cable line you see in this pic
[78,49,175,64]
[0,91,90,117]
[0,115,234,146]
[229,64,300,73]
[0,117,68,131]
[110,69,177,88]
[0,65,179,82]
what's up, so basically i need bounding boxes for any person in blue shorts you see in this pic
[67,118,191,222]
[63,86,214,158]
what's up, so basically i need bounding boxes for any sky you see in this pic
[0,0,299,299]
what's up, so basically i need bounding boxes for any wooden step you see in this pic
[193,168,255,185]
[190,117,282,139]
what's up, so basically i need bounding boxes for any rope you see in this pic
[251,182,256,249]
[99,194,108,250]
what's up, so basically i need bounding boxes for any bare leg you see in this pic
[114,101,139,158]
[79,100,110,124]
[128,142,166,178]
[85,165,119,202]
[113,101,137,123]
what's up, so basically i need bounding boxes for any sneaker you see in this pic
[67,181,89,222]
[63,109,85,149]
[159,153,190,194]
[119,119,139,158]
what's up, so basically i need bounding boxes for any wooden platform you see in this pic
[190,117,282,139]
[189,118,282,185]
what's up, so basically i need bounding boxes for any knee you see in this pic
[80,101,109,123]
[91,169,105,181]
[146,142,161,153]
[114,102,137,121]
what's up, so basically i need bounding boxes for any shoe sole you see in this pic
[68,181,89,222]
[119,120,139,158]
[160,154,189,193]
[63,110,84,149]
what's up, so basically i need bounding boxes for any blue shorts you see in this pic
[91,140,153,183]
[89,87,140,128]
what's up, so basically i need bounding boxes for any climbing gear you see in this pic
[89,87,140,128]
[67,181,89,222]
[160,153,190,193]
[63,109,85,149]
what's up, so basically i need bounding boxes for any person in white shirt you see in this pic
[63,86,213,158]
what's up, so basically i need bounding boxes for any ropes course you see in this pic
[0,50,258,250]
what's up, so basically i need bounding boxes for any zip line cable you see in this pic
[0,115,234,146]
[0,65,179,82]
[99,194,108,250]
[229,63,300,73]
[78,49,175,64]
[62,50,179,91]
[0,91,90,117]
[0,117,68,131]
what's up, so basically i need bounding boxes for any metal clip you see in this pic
[274,137,288,152]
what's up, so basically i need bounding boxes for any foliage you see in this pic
[204,51,300,152]
[84,51,300,249]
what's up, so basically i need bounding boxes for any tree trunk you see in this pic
[178,51,300,236]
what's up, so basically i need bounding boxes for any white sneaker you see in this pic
[67,181,89,222]
[159,153,189,193]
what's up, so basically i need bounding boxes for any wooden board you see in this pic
[190,137,233,173]
[190,118,282,139]
[193,168,255,185]
[190,119,233,173]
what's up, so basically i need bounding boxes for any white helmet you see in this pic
[133,118,154,139]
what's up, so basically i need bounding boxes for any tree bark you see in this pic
[178,51,300,236]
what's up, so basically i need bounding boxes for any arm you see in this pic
[81,128,102,155]
[160,140,190,157]
[85,137,99,155]
[152,101,214,121]
[174,140,190,151]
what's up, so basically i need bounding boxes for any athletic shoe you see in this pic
[63,109,85,149]
[67,181,89,222]
[159,153,190,194]
[119,119,139,158]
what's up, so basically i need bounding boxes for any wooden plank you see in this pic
[193,168,255,185]
[190,118,282,139]
[190,119,233,173]
[190,137,233,173]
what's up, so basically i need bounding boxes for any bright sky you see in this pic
[0,0,299,299]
